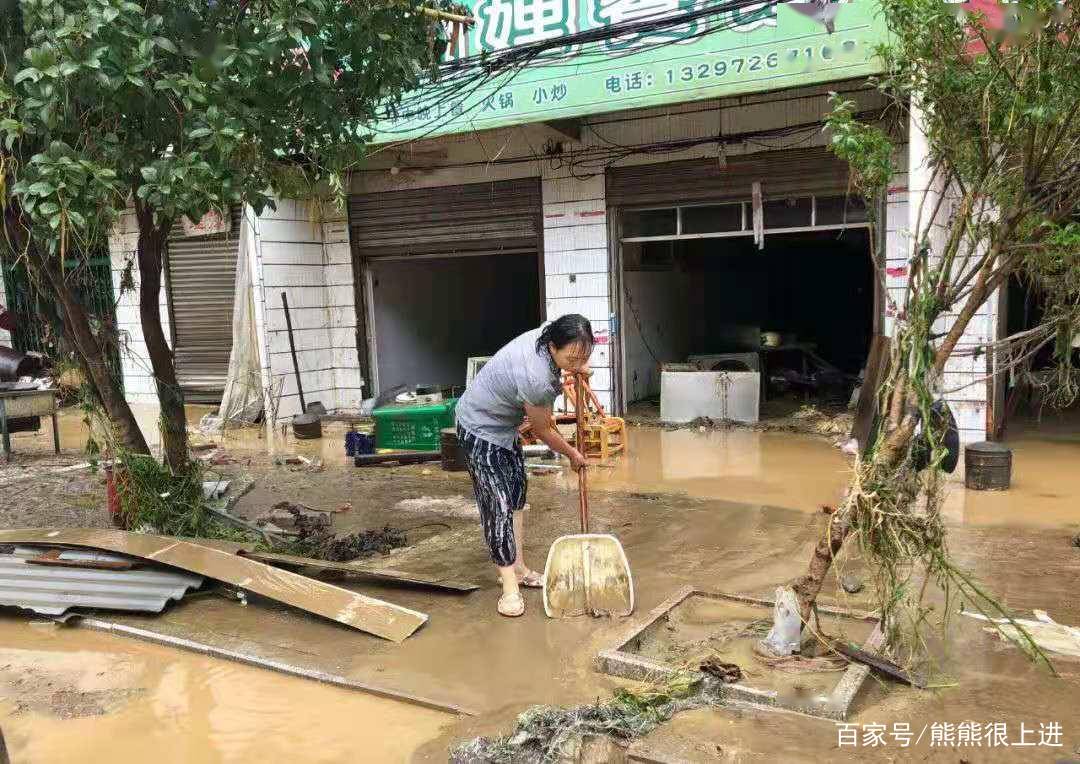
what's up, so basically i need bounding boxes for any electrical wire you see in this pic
[623,282,664,368]
[374,0,786,140]
[355,106,887,179]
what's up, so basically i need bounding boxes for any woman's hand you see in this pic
[568,448,588,472]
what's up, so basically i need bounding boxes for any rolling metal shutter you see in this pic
[607,147,852,208]
[166,205,243,402]
[347,178,542,258]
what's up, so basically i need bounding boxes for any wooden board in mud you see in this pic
[0,529,428,642]
[184,537,479,592]
[239,549,480,592]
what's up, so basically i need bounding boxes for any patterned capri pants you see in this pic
[458,425,527,567]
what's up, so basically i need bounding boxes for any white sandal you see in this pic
[494,570,545,588]
[497,592,525,617]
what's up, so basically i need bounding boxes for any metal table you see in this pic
[0,389,61,461]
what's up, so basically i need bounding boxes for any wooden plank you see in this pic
[182,538,478,592]
[831,636,924,688]
[26,549,134,571]
[0,529,427,642]
[850,335,891,454]
[239,550,479,593]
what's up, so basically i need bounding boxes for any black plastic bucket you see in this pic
[964,441,1012,490]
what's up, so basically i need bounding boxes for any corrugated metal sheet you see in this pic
[166,205,243,402]
[606,146,851,208]
[0,547,204,616]
[348,178,542,259]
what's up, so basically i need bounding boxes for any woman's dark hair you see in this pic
[536,314,594,353]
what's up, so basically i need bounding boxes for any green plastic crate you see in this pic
[373,398,458,451]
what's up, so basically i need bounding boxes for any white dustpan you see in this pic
[542,374,634,618]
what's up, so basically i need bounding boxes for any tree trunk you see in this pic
[2,208,150,456]
[46,263,151,455]
[791,256,993,631]
[793,511,852,625]
[134,200,188,472]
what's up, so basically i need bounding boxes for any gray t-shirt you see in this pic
[456,327,561,449]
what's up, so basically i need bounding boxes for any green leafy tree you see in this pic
[1,0,457,470]
[1,4,150,456]
[781,0,1079,670]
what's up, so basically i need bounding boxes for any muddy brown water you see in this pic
[0,617,451,763]
[558,426,851,513]
[2,406,1078,761]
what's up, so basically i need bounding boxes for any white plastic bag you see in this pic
[760,586,803,656]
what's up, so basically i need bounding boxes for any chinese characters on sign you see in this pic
[605,70,654,93]
[533,82,569,104]
[476,0,577,50]
[470,0,778,55]
[837,722,1064,749]
[371,1,886,142]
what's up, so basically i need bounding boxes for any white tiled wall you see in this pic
[541,168,613,411]
[109,209,172,404]
[0,268,11,346]
[906,104,992,444]
[251,200,364,419]
[108,200,363,421]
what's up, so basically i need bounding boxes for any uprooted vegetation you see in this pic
[113,453,407,563]
[114,453,245,540]
[450,677,721,764]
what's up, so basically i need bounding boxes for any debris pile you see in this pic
[787,404,854,437]
[699,658,742,683]
[450,679,720,764]
[652,405,855,439]
[286,505,407,562]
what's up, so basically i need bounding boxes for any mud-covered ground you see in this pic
[1,408,1079,762]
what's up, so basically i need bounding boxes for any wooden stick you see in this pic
[575,373,589,534]
[353,450,441,467]
[420,7,475,26]
[280,292,306,414]
[830,640,925,688]
[26,549,134,571]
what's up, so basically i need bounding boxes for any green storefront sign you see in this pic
[370,1,887,143]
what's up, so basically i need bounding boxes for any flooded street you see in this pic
[1,406,1078,762]
[560,421,1080,531]
[562,426,850,512]
[0,617,452,763]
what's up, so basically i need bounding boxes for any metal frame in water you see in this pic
[595,586,884,722]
